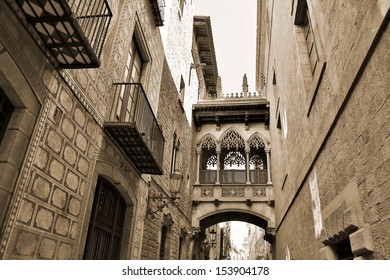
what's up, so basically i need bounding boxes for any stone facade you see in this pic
[258,0,390,259]
[140,58,195,260]
[0,0,196,260]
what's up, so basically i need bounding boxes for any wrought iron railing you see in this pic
[68,0,112,58]
[221,170,246,184]
[112,83,164,168]
[149,0,166,26]
[199,169,268,184]
[15,0,112,67]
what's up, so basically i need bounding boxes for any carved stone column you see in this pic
[195,147,201,185]
[216,147,221,184]
[245,147,251,184]
[265,148,272,184]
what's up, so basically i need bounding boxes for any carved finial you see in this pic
[242,73,248,95]
[217,76,222,99]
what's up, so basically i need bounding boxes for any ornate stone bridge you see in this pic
[191,183,275,234]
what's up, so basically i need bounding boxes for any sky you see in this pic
[194,0,257,94]
[195,0,257,249]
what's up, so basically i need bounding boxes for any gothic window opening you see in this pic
[206,154,218,170]
[250,155,264,170]
[200,135,217,184]
[0,88,14,145]
[220,130,246,183]
[223,151,246,170]
[84,177,127,260]
[220,130,245,150]
[249,134,267,184]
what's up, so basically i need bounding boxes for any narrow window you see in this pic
[179,75,185,103]
[179,0,185,17]
[116,40,144,121]
[0,88,14,144]
[178,236,184,259]
[171,132,180,174]
[159,225,168,260]
[294,0,319,75]
[333,237,354,260]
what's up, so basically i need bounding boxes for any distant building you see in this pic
[244,223,271,260]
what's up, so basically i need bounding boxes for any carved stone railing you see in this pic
[221,92,264,99]
[192,184,273,202]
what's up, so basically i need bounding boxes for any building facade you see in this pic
[258,0,390,259]
[0,0,198,260]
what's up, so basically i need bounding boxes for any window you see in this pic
[178,236,184,259]
[116,40,144,121]
[302,8,319,73]
[179,0,185,17]
[333,237,354,260]
[294,0,319,75]
[293,0,326,116]
[159,225,168,260]
[0,88,14,144]
[179,75,185,103]
[282,108,288,139]
[171,132,180,174]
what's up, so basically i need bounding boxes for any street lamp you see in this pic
[147,169,183,217]
[209,227,217,248]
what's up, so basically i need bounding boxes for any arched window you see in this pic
[250,154,264,170]
[223,151,246,170]
[249,134,267,184]
[220,130,246,183]
[200,135,217,183]
[206,154,217,170]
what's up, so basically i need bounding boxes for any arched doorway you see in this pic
[83,177,127,259]
[192,210,274,260]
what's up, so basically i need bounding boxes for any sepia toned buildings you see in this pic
[0,0,200,260]
[0,0,388,260]
[257,0,390,259]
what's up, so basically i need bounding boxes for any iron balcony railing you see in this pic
[104,83,164,175]
[199,169,268,184]
[15,0,112,68]
[149,0,165,26]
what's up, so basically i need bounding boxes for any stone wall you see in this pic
[264,0,389,259]
[141,58,194,260]
[0,0,171,260]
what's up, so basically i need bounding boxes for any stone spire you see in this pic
[242,73,248,96]
[217,76,222,99]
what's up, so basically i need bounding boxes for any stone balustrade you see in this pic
[192,184,273,202]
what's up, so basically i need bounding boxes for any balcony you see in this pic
[199,169,268,184]
[14,0,112,68]
[104,83,164,175]
[192,185,273,203]
[149,0,165,26]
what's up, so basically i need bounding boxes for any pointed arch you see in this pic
[199,133,217,150]
[248,132,269,149]
[220,128,245,150]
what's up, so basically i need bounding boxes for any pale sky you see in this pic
[195,0,257,94]
[230,221,248,249]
